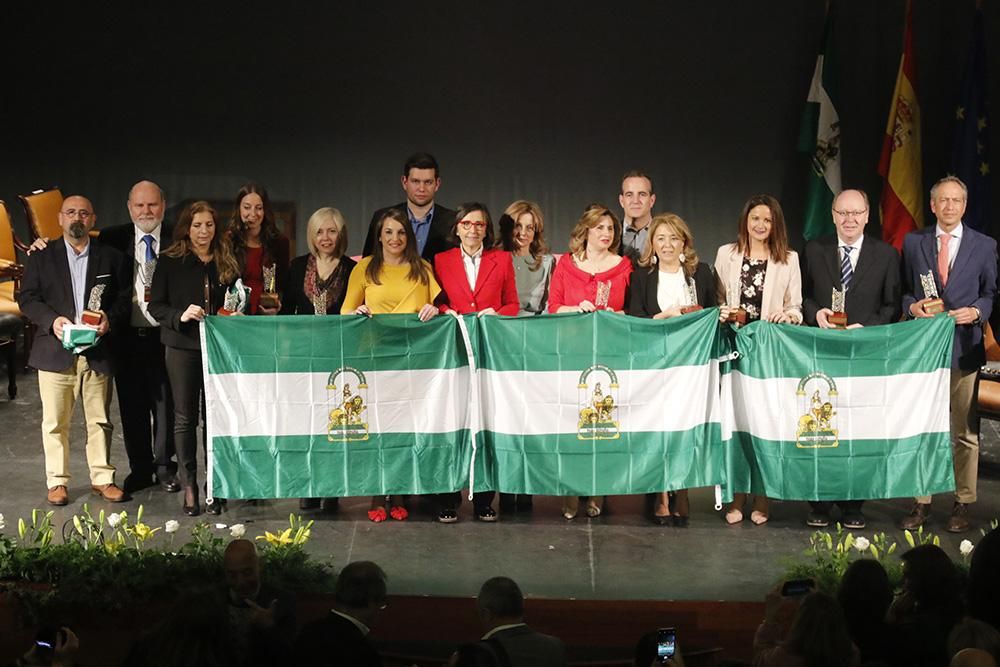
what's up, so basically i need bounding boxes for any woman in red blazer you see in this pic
[434,203,518,524]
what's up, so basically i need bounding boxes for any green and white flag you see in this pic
[476,308,727,495]
[799,4,842,241]
[724,316,956,500]
[201,314,473,498]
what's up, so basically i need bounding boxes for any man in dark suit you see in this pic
[475,576,567,667]
[801,188,901,530]
[17,195,131,506]
[900,176,997,533]
[362,152,456,260]
[294,561,387,667]
[98,180,178,494]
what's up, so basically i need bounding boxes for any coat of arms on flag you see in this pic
[326,367,369,442]
[576,364,620,440]
[795,371,839,449]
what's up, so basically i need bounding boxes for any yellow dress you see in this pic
[340,256,441,314]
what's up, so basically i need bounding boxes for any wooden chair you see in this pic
[0,199,31,386]
[18,187,63,241]
[977,322,1000,422]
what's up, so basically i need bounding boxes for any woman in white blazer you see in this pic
[714,194,802,525]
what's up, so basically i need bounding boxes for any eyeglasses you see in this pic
[61,209,93,220]
[458,221,486,230]
[833,208,867,218]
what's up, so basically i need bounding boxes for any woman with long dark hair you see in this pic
[227,183,290,315]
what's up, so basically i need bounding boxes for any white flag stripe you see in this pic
[730,368,950,441]
[481,363,720,435]
[205,368,470,437]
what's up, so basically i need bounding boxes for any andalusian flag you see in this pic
[725,316,955,500]
[202,315,474,498]
[798,2,841,241]
[879,0,924,251]
[476,309,727,496]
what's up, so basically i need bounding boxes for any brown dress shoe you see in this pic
[899,502,931,530]
[47,485,69,506]
[945,503,970,533]
[91,483,127,503]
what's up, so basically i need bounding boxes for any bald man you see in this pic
[18,195,131,506]
[98,181,178,494]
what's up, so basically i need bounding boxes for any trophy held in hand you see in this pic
[920,271,945,315]
[828,287,848,329]
[81,284,106,326]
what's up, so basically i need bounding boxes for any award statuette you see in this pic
[140,259,156,302]
[217,279,251,316]
[595,280,611,310]
[80,284,106,326]
[828,287,848,328]
[724,285,747,326]
[919,271,946,314]
[260,263,280,309]
[312,289,327,316]
[680,277,703,314]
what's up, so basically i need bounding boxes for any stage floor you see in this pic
[2,369,999,603]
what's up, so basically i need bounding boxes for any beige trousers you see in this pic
[917,367,978,505]
[38,356,116,488]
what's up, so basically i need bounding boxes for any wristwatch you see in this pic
[972,306,982,324]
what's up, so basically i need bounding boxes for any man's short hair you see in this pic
[930,175,968,200]
[477,576,524,618]
[334,561,387,610]
[403,152,440,178]
[621,169,655,196]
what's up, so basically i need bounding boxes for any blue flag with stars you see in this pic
[950,8,990,234]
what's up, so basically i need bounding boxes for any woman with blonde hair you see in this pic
[627,213,715,526]
[714,194,802,525]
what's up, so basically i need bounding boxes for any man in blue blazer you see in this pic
[899,176,997,533]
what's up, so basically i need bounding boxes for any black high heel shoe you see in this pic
[183,486,200,517]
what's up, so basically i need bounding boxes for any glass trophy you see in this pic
[828,287,848,328]
[81,284,106,326]
[919,271,945,314]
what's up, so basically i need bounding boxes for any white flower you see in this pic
[0,513,5,530]
[853,536,871,552]
[960,539,974,557]
[230,524,246,538]
[215,523,228,530]
[164,520,180,534]
[107,512,123,528]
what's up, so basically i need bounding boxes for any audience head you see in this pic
[401,152,441,209]
[58,195,97,243]
[452,203,495,253]
[620,170,656,224]
[476,577,524,629]
[900,544,963,622]
[949,618,1000,665]
[638,213,699,274]
[127,180,167,234]
[498,200,549,261]
[568,204,621,258]
[736,193,789,263]
[951,649,998,667]
[333,561,388,626]
[223,539,261,601]
[838,558,892,634]
[969,527,1000,631]
[783,591,857,667]
[0,591,35,663]
[128,587,232,667]
[305,207,348,259]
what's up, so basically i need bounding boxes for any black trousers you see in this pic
[164,346,205,488]
[809,500,864,514]
[439,491,495,510]
[116,327,175,478]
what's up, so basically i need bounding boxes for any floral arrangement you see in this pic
[0,505,334,617]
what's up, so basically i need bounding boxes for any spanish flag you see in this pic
[878,0,923,251]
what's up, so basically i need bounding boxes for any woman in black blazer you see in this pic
[627,213,716,526]
[149,201,240,517]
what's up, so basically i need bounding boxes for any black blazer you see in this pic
[17,238,130,375]
[279,253,357,315]
[294,611,381,667]
[361,203,457,261]
[801,235,901,327]
[490,625,568,667]
[148,253,230,351]
[627,261,716,318]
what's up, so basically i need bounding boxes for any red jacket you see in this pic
[434,247,520,315]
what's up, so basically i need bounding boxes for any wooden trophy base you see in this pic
[828,312,848,329]
[216,308,237,316]
[80,310,104,326]
[260,293,280,309]
[680,305,703,314]
[923,298,945,315]
[726,308,747,326]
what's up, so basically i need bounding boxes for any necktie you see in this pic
[840,246,853,290]
[141,234,156,262]
[938,233,951,287]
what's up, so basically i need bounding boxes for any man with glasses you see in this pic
[619,169,657,265]
[900,176,997,533]
[801,188,900,529]
[18,195,130,506]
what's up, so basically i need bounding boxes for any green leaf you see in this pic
[904,530,915,548]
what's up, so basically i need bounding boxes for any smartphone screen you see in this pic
[656,627,676,660]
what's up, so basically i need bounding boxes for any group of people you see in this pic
[16,151,996,534]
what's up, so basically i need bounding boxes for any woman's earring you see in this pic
[679,252,686,263]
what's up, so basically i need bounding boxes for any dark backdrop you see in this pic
[2,1,996,257]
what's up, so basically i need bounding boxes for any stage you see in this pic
[2,369,999,604]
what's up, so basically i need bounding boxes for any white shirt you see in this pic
[656,268,690,312]
[482,622,527,640]
[330,608,370,636]
[935,223,963,270]
[462,246,483,291]
[131,224,163,327]
[837,234,864,272]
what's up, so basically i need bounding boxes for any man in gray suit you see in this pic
[476,577,567,667]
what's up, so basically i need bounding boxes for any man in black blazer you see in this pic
[361,152,456,260]
[18,195,131,506]
[801,188,901,530]
[474,577,567,667]
[98,180,178,494]
[294,561,387,667]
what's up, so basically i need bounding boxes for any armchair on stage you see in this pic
[0,199,31,396]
